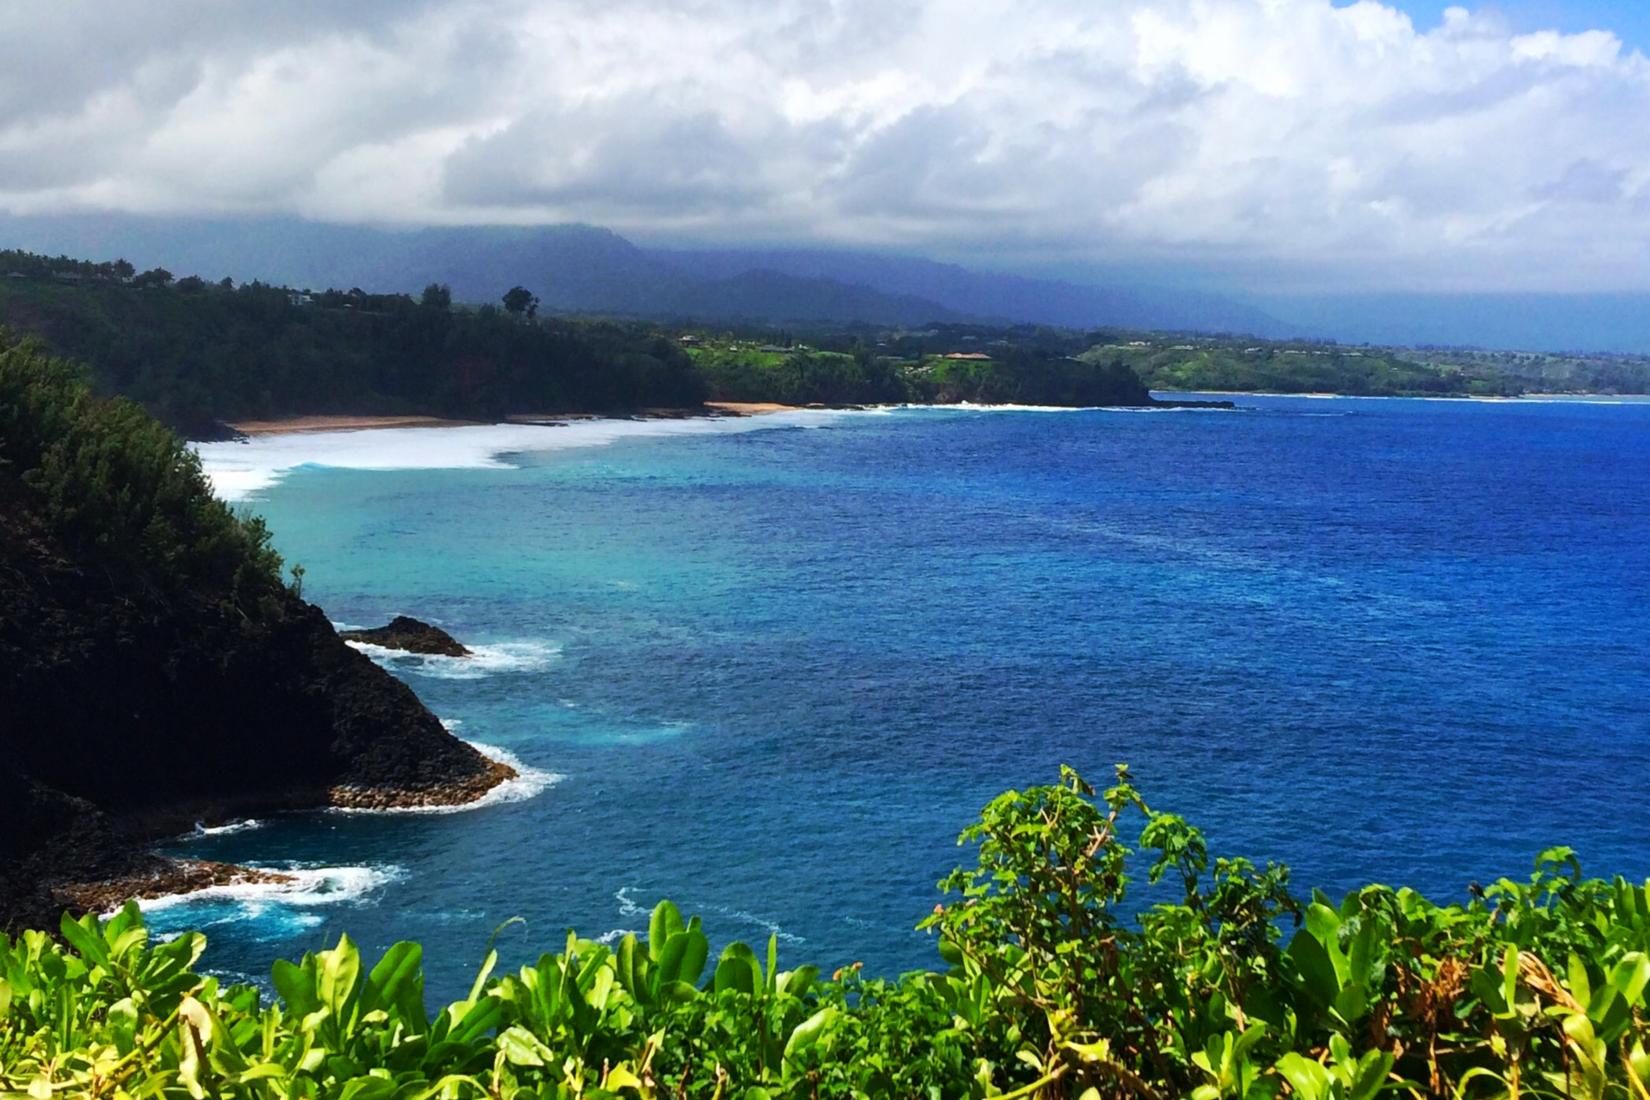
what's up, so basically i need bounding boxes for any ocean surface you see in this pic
[175,395,1650,996]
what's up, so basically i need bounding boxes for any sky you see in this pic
[2,0,1649,294]
[1392,0,1650,49]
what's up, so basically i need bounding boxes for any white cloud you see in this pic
[1,0,1647,290]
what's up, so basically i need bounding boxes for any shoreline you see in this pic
[228,414,484,436]
[1154,389,1650,401]
[228,402,803,439]
[194,405,856,501]
[48,749,524,920]
[192,399,1245,502]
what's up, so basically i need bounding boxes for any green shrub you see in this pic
[5,769,1649,1097]
[0,331,285,613]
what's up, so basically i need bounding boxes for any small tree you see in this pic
[502,285,539,318]
[420,283,452,310]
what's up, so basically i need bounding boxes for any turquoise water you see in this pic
[163,396,1650,996]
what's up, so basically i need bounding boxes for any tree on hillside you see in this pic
[134,267,172,288]
[420,283,452,310]
[112,258,135,281]
[502,286,539,319]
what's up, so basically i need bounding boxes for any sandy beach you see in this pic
[230,414,479,436]
[230,404,803,438]
[704,401,802,415]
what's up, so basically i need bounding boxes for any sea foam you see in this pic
[185,819,265,838]
[327,740,561,816]
[118,864,402,917]
[345,638,560,680]
[193,411,870,501]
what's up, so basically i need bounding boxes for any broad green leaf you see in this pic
[58,913,109,969]
[649,901,685,962]
[1275,1053,1329,1100]
[364,941,422,1014]
[273,957,319,1015]
[1610,952,1650,1006]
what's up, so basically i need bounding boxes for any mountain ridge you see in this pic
[0,213,1274,333]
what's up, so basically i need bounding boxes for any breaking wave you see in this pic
[345,639,561,680]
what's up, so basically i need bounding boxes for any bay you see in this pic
[169,395,1650,996]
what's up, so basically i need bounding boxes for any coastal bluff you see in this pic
[0,336,511,930]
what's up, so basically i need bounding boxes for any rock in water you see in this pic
[340,616,471,657]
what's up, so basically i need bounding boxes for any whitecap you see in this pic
[719,908,805,945]
[118,864,402,916]
[610,889,801,944]
[939,401,1102,413]
[917,401,1241,414]
[192,410,883,502]
[595,927,641,945]
[184,819,264,839]
[327,740,561,816]
[346,639,560,680]
[615,886,647,917]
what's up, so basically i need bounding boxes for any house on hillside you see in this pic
[942,352,993,361]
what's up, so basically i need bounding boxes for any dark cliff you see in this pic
[0,333,507,929]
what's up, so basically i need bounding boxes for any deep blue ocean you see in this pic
[165,396,1650,996]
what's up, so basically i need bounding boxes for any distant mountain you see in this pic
[0,213,1272,333]
[650,247,1289,335]
[24,213,1646,353]
[0,215,961,326]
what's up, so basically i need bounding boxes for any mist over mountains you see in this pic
[7,213,1650,353]
[0,213,1286,334]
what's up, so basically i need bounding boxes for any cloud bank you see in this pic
[2,0,1647,291]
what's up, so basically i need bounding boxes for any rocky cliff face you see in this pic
[0,507,508,929]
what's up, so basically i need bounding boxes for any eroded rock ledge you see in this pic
[55,859,298,915]
[340,616,471,657]
[329,757,518,810]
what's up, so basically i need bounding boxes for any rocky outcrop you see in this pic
[0,508,511,930]
[54,860,297,917]
[340,616,472,657]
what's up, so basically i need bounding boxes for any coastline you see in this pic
[194,404,854,501]
[229,414,483,435]
[228,403,801,438]
[1154,388,1650,401]
[44,750,525,921]
[193,399,1249,502]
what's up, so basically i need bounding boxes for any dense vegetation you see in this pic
[1084,336,1650,397]
[0,254,1171,424]
[7,251,1645,437]
[0,251,705,434]
[1085,341,1509,397]
[0,330,285,614]
[8,767,1648,1098]
[687,336,1151,407]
